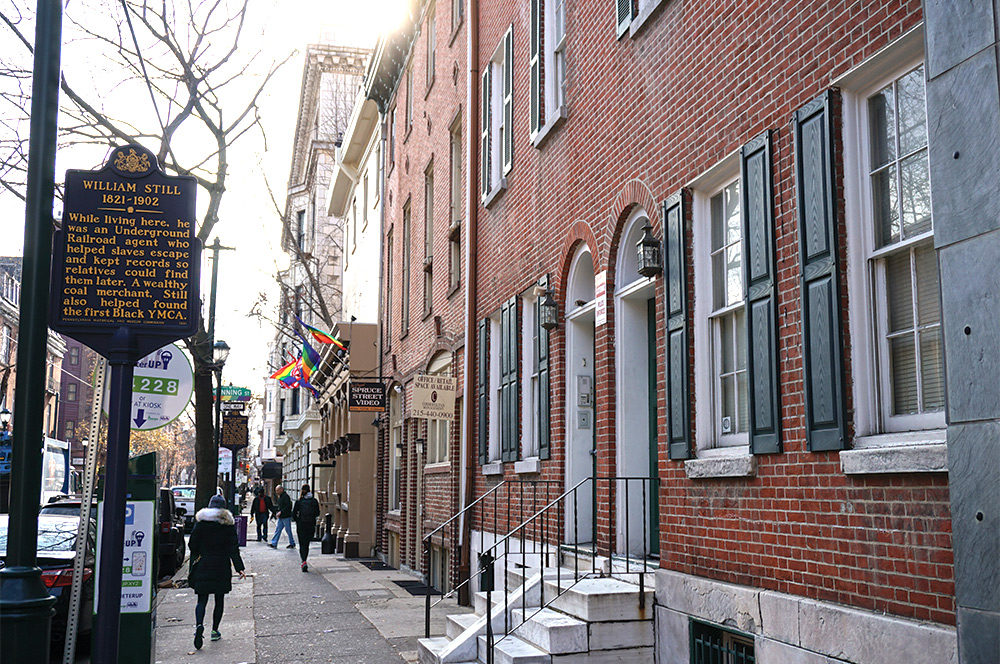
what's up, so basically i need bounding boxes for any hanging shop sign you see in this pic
[410,374,457,421]
[348,380,387,412]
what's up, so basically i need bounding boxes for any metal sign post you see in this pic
[49,144,200,664]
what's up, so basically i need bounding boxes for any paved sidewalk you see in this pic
[153,537,470,664]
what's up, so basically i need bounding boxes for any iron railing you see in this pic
[422,475,659,663]
[422,478,560,637]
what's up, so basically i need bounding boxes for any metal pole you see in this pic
[0,1,63,660]
[93,328,138,664]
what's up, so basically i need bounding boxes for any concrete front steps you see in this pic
[418,566,654,664]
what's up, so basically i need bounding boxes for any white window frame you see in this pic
[488,315,502,462]
[426,3,436,86]
[390,388,402,510]
[521,291,540,460]
[483,27,512,202]
[841,40,945,445]
[545,0,566,121]
[692,154,749,456]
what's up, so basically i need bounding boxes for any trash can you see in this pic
[235,514,248,547]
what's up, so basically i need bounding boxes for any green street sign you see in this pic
[214,385,252,402]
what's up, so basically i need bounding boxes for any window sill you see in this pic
[424,461,450,474]
[482,461,503,476]
[514,458,541,475]
[483,178,507,209]
[448,17,463,47]
[532,107,568,149]
[629,0,668,38]
[425,76,436,100]
[447,283,461,299]
[684,452,756,479]
[841,441,948,475]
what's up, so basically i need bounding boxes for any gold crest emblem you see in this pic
[113,148,151,174]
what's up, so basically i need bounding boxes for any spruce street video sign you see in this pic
[50,144,200,357]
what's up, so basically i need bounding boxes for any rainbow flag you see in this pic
[270,358,296,382]
[296,315,346,350]
[296,330,323,379]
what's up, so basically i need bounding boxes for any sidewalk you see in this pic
[153,535,470,664]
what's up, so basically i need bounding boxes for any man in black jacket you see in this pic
[249,488,274,542]
[267,485,296,549]
[292,484,320,572]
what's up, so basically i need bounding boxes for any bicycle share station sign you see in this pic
[102,343,194,430]
[49,144,200,664]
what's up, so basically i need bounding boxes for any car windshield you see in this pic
[0,517,78,556]
[173,488,195,500]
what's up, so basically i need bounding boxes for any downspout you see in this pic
[377,114,388,555]
[459,0,480,606]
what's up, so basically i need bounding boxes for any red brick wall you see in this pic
[470,0,954,625]
[378,0,469,580]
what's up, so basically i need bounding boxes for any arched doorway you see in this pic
[614,210,659,557]
[565,245,596,546]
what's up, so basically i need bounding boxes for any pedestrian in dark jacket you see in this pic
[292,484,321,572]
[268,485,296,549]
[249,488,274,541]
[189,495,246,649]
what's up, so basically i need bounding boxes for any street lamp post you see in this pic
[212,340,230,508]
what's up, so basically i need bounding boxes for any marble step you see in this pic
[478,634,551,664]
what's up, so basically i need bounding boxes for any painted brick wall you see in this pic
[470,0,954,626]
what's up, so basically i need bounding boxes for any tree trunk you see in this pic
[192,335,216,513]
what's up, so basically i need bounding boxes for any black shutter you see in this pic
[793,91,847,452]
[530,0,542,135]
[537,276,551,460]
[741,131,781,454]
[478,318,489,464]
[664,191,691,460]
[501,296,519,462]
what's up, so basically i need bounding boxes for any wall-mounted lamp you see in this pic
[539,290,559,331]
[636,223,663,278]
[372,414,383,428]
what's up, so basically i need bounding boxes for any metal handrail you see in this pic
[422,478,559,637]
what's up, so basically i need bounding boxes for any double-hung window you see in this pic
[481,26,513,200]
[694,174,748,451]
[424,164,434,317]
[530,0,566,138]
[847,61,943,438]
[402,201,412,336]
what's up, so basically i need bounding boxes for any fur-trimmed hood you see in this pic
[195,507,235,525]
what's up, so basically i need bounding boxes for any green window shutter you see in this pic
[793,90,847,452]
[503,25,514,175]
[478,318,489,464]
[537,276,551,460]
[481,67,491,198]
[530,0,542,136]
[740,131,782,455]
[615,0,632,38]
[500,296,520,462]
[664,191,691,460]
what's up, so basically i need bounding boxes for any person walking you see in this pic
[249,488,274,542]
[268,484,296,549]
[292,484,321,572]
[189,494,246,649]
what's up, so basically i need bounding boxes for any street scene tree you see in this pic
[0,0,291,512]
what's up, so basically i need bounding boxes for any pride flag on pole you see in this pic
[295,315,347,351]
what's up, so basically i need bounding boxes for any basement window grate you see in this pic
[690,619,755,664]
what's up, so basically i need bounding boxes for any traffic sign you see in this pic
[215,385,252,402]
[103,343,193,430]
[220,401,246,412]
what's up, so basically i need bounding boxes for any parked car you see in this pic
[0,513,96,643]
[158,488,186,577]
[39,496,98,522]
[171,485,196,532]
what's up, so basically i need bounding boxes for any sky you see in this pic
[0,0,404,395]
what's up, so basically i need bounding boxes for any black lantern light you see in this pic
[636,223,663,278]
[539,290,559,331]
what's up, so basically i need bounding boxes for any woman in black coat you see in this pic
[188,494,246,649]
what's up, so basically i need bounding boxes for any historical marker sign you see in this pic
[221,413,249,450]
[50,144,200,358]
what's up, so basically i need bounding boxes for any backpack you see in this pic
[297,496,319,523]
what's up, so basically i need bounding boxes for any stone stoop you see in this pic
[421,567,654,664]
